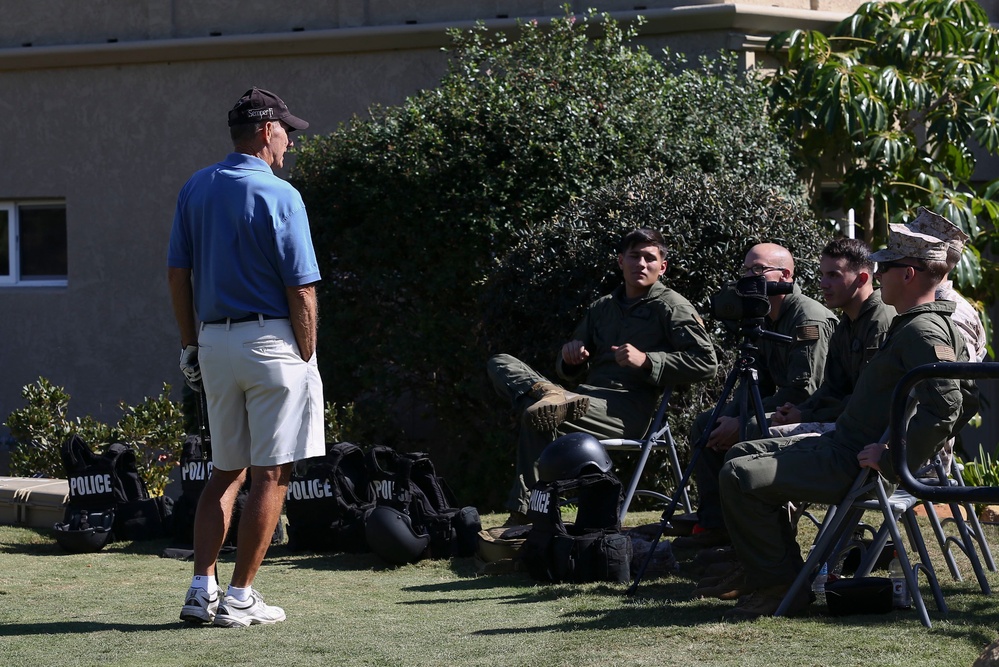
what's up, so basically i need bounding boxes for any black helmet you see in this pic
[537,432,612,482]
[365,506,430,566]
[53,509,115,553]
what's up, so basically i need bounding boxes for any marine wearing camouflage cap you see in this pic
[871,223,950,262]
[906,207,969,253]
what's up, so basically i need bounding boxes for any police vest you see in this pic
[521,472,632,584]
[366,446,481,561]
[170,433,211,548]
[58,434,166,545]
[285,442,376,553]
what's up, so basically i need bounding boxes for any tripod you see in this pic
[626,318,792,596]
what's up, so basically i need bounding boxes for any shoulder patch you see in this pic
[934,345,956,362]
[796,324,820,341]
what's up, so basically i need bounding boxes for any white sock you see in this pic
[226,585,251,602]
[191,575,218,594]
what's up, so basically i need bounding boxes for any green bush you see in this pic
[6,378,184,496]
[292,9,817,508]
[958,445,999,516]
[5,378,112,480]
[6,377,364,498]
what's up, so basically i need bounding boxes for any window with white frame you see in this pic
[0,201,67,286]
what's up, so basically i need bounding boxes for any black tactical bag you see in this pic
[57,434,166,547]
[520,472,632,584]
[366,446,481,560]
[285,441,376,552]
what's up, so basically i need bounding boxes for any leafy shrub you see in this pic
[5,378,111,480]
[7,378,363,498]
[291,9,816,508]
[958,445,999,516]
[6,378,183,496]
[324,401,361,445]
[114,387,186,497]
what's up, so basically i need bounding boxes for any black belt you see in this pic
[205,314,284,325]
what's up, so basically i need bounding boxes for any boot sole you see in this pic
[525,395,590,431]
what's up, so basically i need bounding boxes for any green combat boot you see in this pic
[524,382,590,432]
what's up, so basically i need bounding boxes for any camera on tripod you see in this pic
[709,275,794,321]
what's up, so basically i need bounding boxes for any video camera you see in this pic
[710,274,794,322]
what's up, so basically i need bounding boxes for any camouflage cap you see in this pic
[906,207,968,254]
[870,223,950,262]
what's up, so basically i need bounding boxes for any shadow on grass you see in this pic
[265,548,386,572]
[0,621,178,637]
[0,529,195,558]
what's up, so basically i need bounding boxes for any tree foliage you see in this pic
[292,10,814,508]
[766,0,999,315]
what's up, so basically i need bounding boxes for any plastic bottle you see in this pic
[811,561,828,597]
[889,550,911,609]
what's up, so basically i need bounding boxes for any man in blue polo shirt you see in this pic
[168,87,323,628]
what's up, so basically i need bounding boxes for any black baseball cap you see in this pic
[227,87,309,131]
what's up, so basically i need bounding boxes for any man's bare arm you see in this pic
[287,283,318,361]
[168,267,198,347]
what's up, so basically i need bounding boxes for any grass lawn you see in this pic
[1,511,998,667]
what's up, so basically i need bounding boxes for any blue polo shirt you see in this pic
[167,153,321,323]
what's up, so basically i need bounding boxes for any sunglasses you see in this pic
[875,261,926,275]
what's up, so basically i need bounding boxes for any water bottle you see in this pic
[889,550,911,609]
[811,560,828,597]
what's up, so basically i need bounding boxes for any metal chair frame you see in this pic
[600,388,691,524]
[776,468,944,627]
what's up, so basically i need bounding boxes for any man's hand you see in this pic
[706,415,741,452]
[771,402,801,426]
[179,345,202,392]
[611,344,649,370]
[858,442,887,471]
[561,340,590,366]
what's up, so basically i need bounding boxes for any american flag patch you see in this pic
[796,324,820,341]
[934,345,956,362]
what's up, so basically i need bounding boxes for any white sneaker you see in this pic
[213,589,286,627]
[180,586,219,624]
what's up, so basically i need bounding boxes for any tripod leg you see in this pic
[626,361,745,596]
[745,369,772,438]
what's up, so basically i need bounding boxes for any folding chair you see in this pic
[918,457,995,593]
[600,387,691,524]
[776,467,945,627]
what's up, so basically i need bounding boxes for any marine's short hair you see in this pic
[620,228,668,262]
[821,237,874,274]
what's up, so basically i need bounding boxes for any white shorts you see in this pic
[198,318,324,471]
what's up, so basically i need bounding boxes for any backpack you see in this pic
[285,442,376,552]
[520,472,632,584]
[366,446,481,561]
[57,434,166,545]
